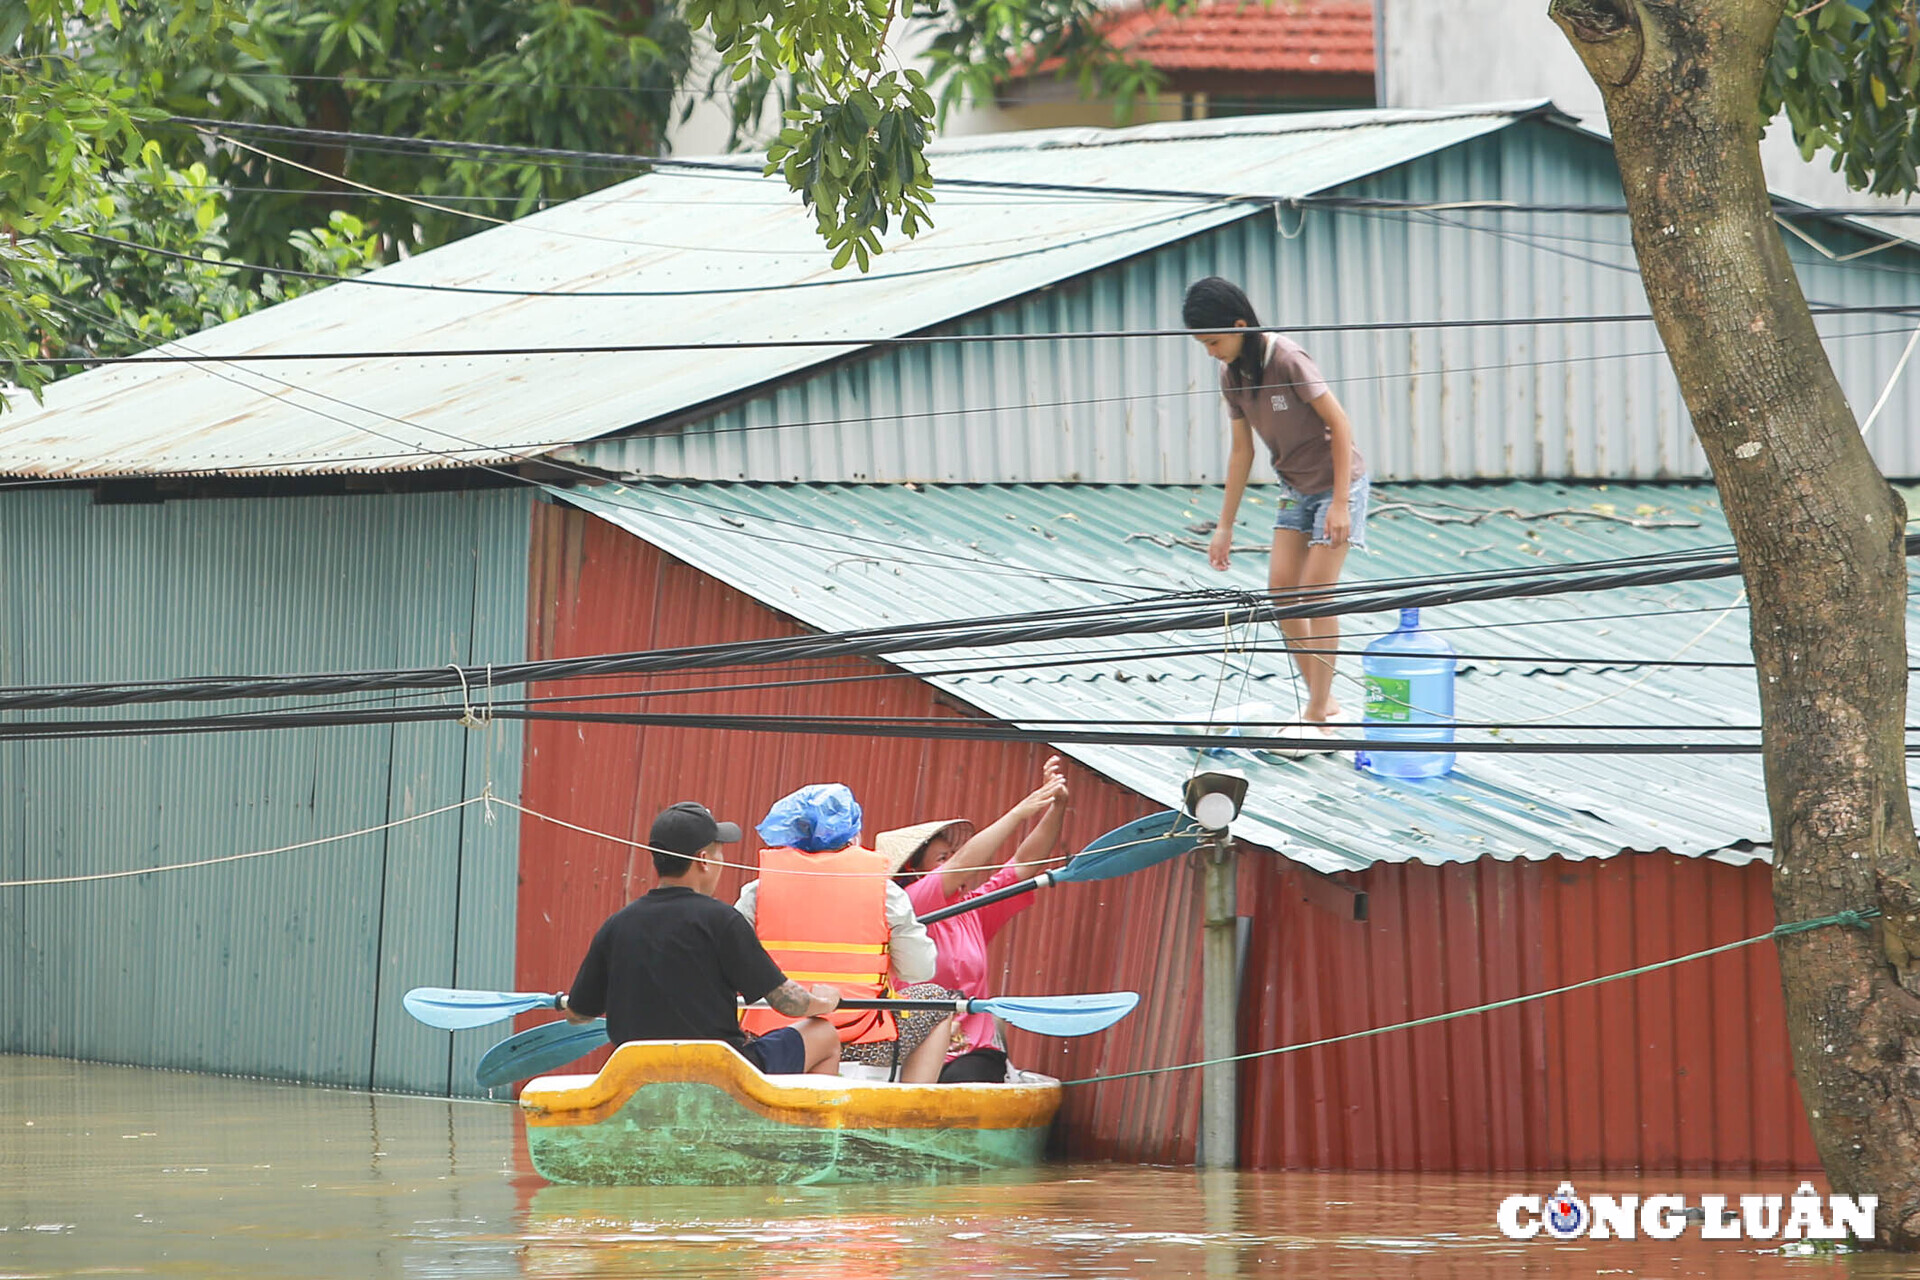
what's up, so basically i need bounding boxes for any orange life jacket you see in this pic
[738,844,897,1045]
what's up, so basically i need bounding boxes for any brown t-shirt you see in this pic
[1220,333,1366,494]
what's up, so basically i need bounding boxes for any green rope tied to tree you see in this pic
[1063,906,1883,1088]
[1771,906,1881,935]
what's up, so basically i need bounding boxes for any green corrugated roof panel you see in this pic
[554,479,1920,875]
[0,105,1541,480]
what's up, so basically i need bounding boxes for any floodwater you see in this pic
[2,1056,1912,1279]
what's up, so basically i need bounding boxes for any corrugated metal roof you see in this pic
[0,105,1539,479]
[570,119,1920,486]
[551,478,1920,875]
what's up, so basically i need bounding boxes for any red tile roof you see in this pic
[1085,0,1374,78]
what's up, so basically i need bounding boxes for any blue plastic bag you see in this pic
[756,783,864,852]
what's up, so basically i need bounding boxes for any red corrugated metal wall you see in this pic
[516,502,1816,1171]
[1238,847,1817,1172]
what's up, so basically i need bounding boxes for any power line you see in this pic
[1,536,1745,697]
[587,323,1919,447]
[0,698,1874,751]
[2,540,1755,707]
[145,67,1505,122]
[47,207,1920,319]
[212,126,1227,261]
[49,198,1220,299]
[70,579,1795,725]
[165,116,1244,202]
[3,537,1868,714]
[11,326,1914,488]
[28,300,1920,367]
[19,616,1783,733]
[1297,193,1920,220]
[97,173,1121,209]
[61,160,1920,310]
[163,116,1920,220]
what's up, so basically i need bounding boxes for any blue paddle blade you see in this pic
[475,1018,607,1089]
[403,986,558,1030]
[1054,811,1206,885]
[973,991,1140,1037]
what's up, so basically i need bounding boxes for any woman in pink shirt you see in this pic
[882,758,1069,1084]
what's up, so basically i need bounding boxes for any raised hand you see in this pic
[1017,775,1068,820]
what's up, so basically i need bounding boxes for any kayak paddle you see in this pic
[476,1017,607,1089]
[918,809,1204,925]
[404,986,563,1030]
[829,991,1139,1037]
[471,990,1140,1087]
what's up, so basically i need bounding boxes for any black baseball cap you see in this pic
[649,801,743,857]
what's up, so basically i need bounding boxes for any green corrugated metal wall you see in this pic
[573,118,1920,485]
[0,488,530,1096]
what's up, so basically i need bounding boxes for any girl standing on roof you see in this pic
[1184,277,1369,743]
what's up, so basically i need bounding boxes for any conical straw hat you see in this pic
[875,819,975,874]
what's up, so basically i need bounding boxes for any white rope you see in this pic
[0,792,1173,890]
[1861,323,1920,435]
[0,796,484,887]
[452,662,493,728]
[498,797,1172,877]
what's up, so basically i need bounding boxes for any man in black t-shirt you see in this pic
[563,801,843,1076]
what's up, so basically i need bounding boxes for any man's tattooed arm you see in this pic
[765,980,838,1017]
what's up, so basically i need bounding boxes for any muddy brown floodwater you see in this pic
[2,1056,1914,1279]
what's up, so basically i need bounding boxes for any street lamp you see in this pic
[1184,769,1248,832]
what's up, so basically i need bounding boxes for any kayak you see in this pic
[519,1040,1063,1185]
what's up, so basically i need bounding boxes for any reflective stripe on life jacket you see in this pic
[739,844,896,1045]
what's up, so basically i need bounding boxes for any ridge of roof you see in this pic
[916,99,1557,157]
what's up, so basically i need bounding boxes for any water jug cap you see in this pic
[1399,607,1421,630]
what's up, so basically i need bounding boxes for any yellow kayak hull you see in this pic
[520,1040,1062,1185]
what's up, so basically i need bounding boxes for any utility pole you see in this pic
[1185,768,1247,1170]
[1198,824,1238,1168]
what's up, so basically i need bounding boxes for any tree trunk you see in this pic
[1548,0,1920,1249]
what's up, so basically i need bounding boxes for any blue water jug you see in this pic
[1355,608,1457,779]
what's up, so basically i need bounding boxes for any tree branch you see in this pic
[1549,0,1645,86]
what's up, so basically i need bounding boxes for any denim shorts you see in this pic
[1274,475,1369,548]
[741,1025,806,1075]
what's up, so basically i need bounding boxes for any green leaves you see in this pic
[66,0,691,272]
[1,2,196,400]
[1762,0,1920,195]
[764,73,933,272]
[692,0,1175,267]
[694,0,926,270]
[13,147,381,388]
